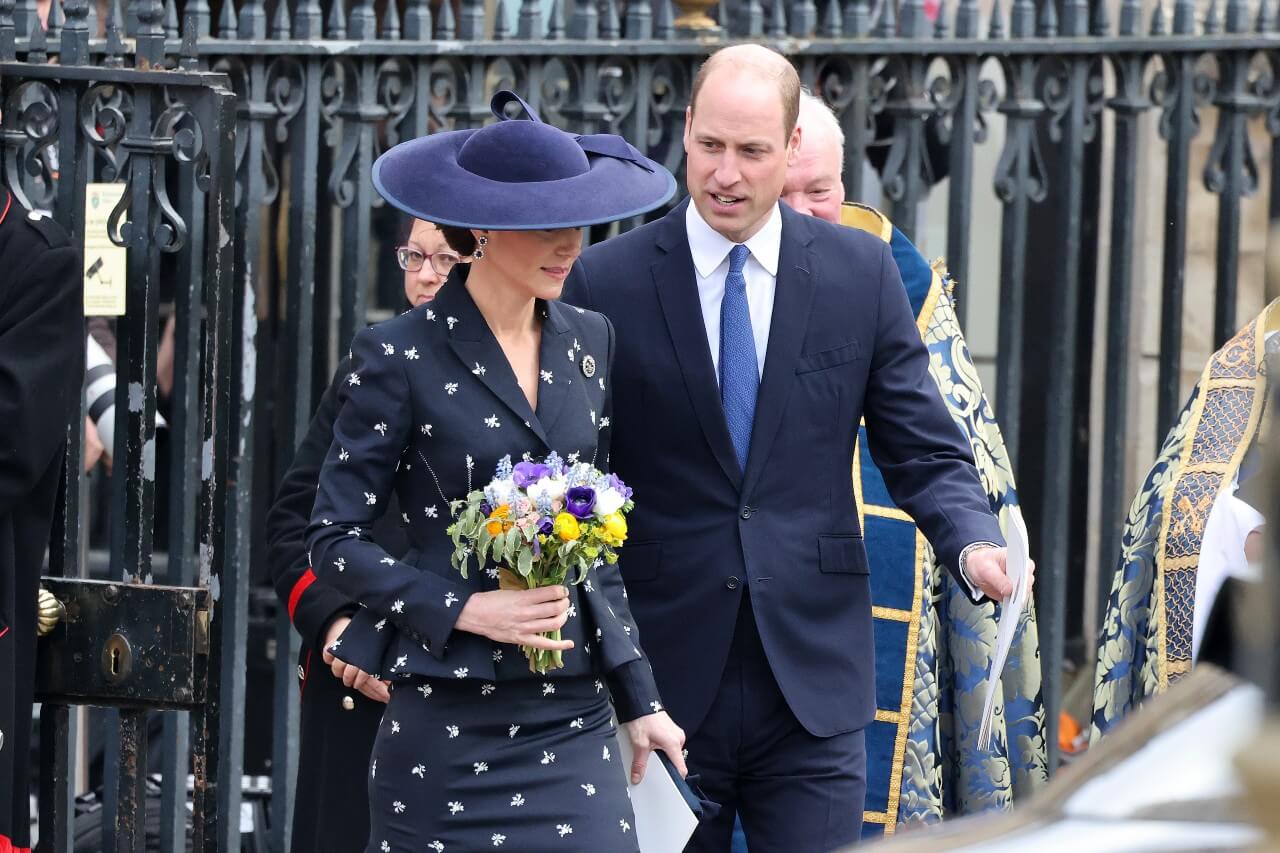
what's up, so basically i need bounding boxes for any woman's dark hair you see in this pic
[438,225,477,256]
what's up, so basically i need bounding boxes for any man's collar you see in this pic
[685,200,782,279]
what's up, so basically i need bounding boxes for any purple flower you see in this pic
[479,501,492,516]
[512,461,551,489]
[565,486,596,519]
[607,473,634,500]
[538,517,555,535]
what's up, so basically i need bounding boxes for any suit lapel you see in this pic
[533,300,576,440]
[741,207,817,501]
[434,276,550,448]
[652,204,743,492]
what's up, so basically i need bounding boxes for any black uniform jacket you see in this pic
[0,188,83,851]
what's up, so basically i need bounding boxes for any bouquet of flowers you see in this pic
[447,452,634,674]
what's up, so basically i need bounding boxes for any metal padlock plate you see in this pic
[35,578,210,709]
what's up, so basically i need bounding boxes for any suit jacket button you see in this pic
[740,507,752,520]
[725,576,740,590]
[296,664,305,682]
[341,695,356,711]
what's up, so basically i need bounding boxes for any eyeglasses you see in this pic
[396,246,463,276]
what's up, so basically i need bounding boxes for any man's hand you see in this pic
[83,417,107,473]
[321,615,390,704]
[621,711,687,784]
[965,546,1035,601]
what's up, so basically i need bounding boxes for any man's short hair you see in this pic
[798,89,845,156]
[689,46,801,139]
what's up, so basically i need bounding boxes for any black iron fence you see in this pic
[5,0,1278,846]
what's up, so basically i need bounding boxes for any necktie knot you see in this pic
[727,244,749,283]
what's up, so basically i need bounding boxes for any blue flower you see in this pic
[565,486,596,519]
[513,461,551,489]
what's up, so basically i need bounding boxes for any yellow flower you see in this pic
[489,504,511,519]
[486,520,504,536]
[554,512,580,541]
[602,512,627,545]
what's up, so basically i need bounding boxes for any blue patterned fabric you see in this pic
[719,244,757,472]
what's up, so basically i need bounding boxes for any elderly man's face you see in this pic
[683,68,800,244]
[781,127,845,224]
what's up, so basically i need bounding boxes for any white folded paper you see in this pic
[615,726,699,852]
[977,505,1031,751]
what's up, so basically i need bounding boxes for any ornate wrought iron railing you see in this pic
[4,0,1278,845]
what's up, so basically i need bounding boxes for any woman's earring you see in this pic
[474,235,488,261]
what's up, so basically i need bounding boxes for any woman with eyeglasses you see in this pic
[265,217,461,853]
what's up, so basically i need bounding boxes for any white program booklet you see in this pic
[977,506,1031,751]
[614,726,699,852]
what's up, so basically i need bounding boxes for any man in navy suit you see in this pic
[563,45,1027,851]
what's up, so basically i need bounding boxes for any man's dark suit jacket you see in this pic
[562,200,1004,738]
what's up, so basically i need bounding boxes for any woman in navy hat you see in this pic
[305,93,685,851]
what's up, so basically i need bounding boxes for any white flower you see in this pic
[381,343,395,356]
[445,382,459,395]
[374,422,388,436]
[567,348,575,362]
[650,701,663,712]
[418,684,432,698]
[405,347,419,360]
[364,491,377,505]
[447,801,464,815]
[391,599,405,614]
[474,761,489,774]
[394,655,407,669]
[602,746,611,761]
[425,505,439,518]
[452,668,468,679]
[444,592,459,607]
[446,725,461,738]
[425,309,436,321]
[491,834,506,847]
[568,452,581,464]
[542,682,555,696]
[526,476,567,504]
[329,639,341,650]
[585,580,594,593]
[566,604,577,618]
[447,316,459,330]
[371,759,377,777]
[401,512,410,524]
[541,751,556,765]
[334,557,345,572]
[594,679,604,693]
[508,724,521,738]
[599,378,606,390]
[557,824,573,837]
[338,448,349,461]
[590,410,597,425]
[381,556,395,565]
[581,783,596,796]
[392,800,405,813]
[420,423,432,435]
[485,567,499,579]
[481,683,496,696]
[620,819,631,832]
[349,526,362,537]
[540,370,554,384]
[390,720,401,734]
[484,414,500,429]
[347,373,361,386]
[510,793,525,807]
[623,624,632,635]
[593,487,625,516]
[492,649,504,662]
[599,417,611,429]
[473,362,487,376]
[429,844,444,853]
[569,717,583,729]
[380,841,390,852]
[375,618,387,632]
[412,763,426,778]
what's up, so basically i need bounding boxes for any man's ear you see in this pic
[683,106,693,154]
[787,125,803,166]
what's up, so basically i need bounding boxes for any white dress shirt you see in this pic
[685,201,781,381]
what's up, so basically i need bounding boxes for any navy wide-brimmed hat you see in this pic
[372,91,676,231]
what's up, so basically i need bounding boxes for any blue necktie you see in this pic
[719,244,758,472]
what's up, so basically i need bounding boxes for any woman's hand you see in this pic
[454,585,575,651]
[621,711,687,784]
[321,616,390,704]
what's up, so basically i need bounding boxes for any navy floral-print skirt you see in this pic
[366,675,640,852]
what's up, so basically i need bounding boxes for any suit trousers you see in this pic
[684,593,867,853]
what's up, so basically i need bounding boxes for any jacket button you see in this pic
[0,728,5,752]
[342,695,356,711]
[725,576,740,590]
[740,507,753,520]
[296,664,305,682]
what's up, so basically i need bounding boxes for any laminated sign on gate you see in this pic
[83,182,128,316]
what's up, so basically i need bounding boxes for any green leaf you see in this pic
[517,547,533,578]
